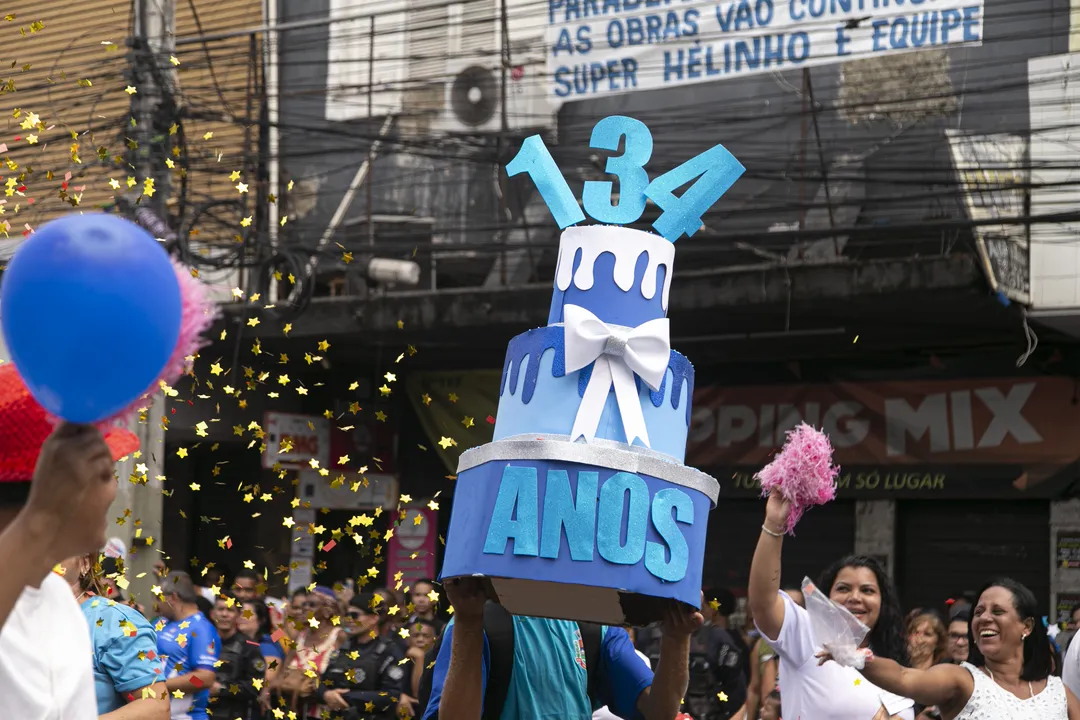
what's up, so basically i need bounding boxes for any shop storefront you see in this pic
[687,376,1079,612]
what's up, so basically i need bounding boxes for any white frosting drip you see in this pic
[554,226,675,310]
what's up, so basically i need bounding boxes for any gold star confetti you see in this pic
[462,416,474,428]
[235,182,248,194]
[438,436,457,450]
[170,55,180,66]
[240,216,252,227]
[125,85,137,95]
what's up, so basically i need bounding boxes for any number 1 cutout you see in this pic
[506,135,585,229]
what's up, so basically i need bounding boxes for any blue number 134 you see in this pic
[505,117,745,241]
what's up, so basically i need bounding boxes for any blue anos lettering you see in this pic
[482,465,694,583]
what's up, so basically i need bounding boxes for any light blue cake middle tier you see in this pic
[492,325,694,463]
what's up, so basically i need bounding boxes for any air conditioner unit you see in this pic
[423,0,553,135]
[433,53,551,134]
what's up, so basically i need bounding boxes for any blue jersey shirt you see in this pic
[422,616,652,720]
[81,597,165,714]
[156,611,221,720]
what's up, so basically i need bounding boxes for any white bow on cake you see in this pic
[562,304,671,448]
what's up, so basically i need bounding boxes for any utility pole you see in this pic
[109,0,177,605]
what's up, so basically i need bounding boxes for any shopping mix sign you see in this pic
[687,377,1080,467]
[547,0,985,100]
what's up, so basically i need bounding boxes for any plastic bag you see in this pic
[801,576,871,668]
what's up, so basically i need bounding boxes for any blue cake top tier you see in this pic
[547,226,675,328]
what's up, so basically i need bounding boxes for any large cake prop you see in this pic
[441,116,745,626]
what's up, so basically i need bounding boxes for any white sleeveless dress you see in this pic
[953,661,1067,719]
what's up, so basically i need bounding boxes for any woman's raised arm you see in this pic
[748,493,792,641]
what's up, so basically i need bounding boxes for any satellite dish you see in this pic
[450,66,498,127]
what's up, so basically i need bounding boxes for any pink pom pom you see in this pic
[755,422,839,534]
[157,260,218,389]
[92,260,218,430]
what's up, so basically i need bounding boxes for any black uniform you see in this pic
[317,635,408,720]
[209,630,265,720]
[684,624,748,720]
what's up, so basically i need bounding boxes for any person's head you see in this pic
[906,610,948,666]
[0,365,139,544]
[213,592,241,636]
[703,587,736,627]
[348,593,384,639]
[58,554,96,596]
[232,569,260,602]
[411,579,436,616]
[160,570,201,621]
[761,690,782,720]
[238,599,271,639]
[818,555,907,663]
[968,578,1051,681]
[308,586,338,622]
[1069,604,1080,632]
[408,618,438,652]
[200,566,224,589]
[288,588,307,615]
[948,609,971,663]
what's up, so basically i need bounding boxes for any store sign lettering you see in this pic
[692,382,1041,456]
[731,471,947,494]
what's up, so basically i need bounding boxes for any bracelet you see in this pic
[761,523,784,538]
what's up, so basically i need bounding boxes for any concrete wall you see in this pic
[855,500,897,579]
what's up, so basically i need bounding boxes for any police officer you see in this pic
[209,591,265,720]
[318,592,408,719]
[684,589,748,720]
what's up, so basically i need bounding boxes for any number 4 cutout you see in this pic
[645,144,745,242]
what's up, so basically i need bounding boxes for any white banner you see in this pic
[263,412,331,470]
[547,0,985,101]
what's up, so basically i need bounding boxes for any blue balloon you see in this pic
[1,213,182,423]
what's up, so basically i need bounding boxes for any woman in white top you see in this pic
[748,492,916,720]
[821,578,1080,719]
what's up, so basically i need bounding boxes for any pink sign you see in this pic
[388,506,438,585]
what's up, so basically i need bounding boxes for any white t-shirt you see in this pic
[592,649,651,720]
[1063,628,1080,699]
[0,572,96,719]
[759,591,915,720]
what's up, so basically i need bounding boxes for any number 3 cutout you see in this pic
[582,116,653,225]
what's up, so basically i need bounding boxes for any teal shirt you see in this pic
[81,597,165,714]
[424,615,651,719]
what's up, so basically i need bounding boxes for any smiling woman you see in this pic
[821,578,1080,720]
[747,492,915,720]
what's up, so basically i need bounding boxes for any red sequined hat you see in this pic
[0,363,140,482]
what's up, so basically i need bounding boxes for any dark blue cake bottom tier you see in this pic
[441,436,719,626]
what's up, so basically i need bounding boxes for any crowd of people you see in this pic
[4,398,1080,719]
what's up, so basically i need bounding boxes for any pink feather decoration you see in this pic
[754,422,839,534]
[92,260,218,430]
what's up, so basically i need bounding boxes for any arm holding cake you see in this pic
[435,577,490,720]
[635,603,702,720]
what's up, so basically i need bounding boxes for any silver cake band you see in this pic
[457,434,720,505]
